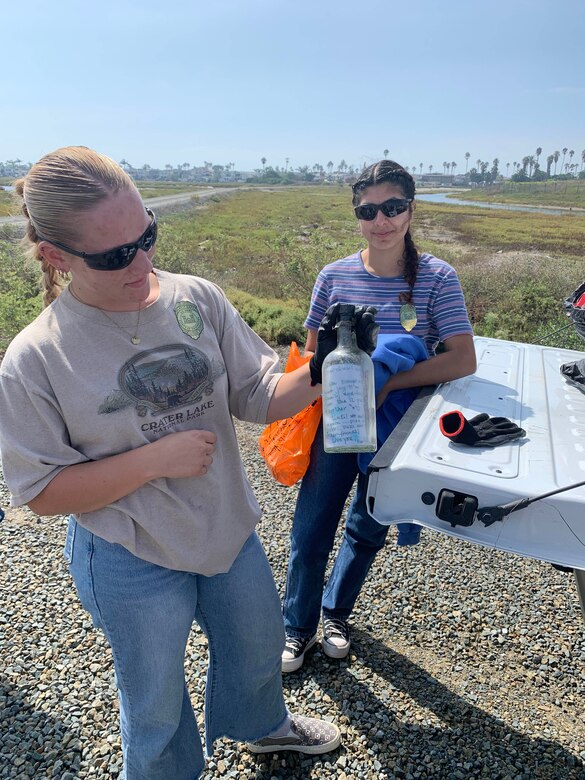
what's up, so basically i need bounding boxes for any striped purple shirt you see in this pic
[305,251,473,356]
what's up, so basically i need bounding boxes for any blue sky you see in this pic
[2,0,584,173]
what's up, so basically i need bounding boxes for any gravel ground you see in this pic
[2,417,585,779]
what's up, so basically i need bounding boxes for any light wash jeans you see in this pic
[283,421,390,638]
[65,519,287,780]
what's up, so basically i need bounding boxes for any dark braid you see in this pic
[352,160,419,303]
[400,231,419,305]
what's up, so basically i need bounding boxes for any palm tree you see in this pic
[285,157,289,172]
[569,150,575,171]
[383,148,389,158]
[327,161,334,177]
[451,161,457,176]
[561,148,568,173]
[419,163,423,176]
[553,151,560,175]
[535,147,542,166]
[465,152,471,172]
[429,164,433,174]
[546,155,553,177]
[581,150,585,172]
[506,162,510,177]
[338,160,347,173]
[261,157,267,171]
[476,158,481,171]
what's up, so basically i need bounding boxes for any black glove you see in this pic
[355,305,379,355]
[561,358,585,394]
[439,411,526,448]
[308,303,379,385]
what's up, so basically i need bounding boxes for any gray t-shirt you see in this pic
[0,270,281,574]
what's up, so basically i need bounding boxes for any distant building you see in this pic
[415,173,469,187]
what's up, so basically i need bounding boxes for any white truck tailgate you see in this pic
[366,336,585,572]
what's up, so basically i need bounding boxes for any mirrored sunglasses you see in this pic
[354,198,413,221]
[40,207,157,271]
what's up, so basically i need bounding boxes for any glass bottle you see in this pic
[322,304,377,453]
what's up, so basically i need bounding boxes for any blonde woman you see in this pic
[0,146,347,779]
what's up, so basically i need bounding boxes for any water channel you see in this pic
[416,191,580,217]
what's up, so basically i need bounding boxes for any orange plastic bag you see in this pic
[259,342,322,486]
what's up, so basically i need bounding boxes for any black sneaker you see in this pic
[281,632,317,673]
[246,715,341,755]
[321,615,350,659]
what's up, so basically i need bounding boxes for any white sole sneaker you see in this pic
[247,715,341,755]
[321,637,350,659]
[321,616,350,659]
[281,633,317,673]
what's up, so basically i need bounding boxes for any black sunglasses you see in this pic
[354,198,413,221]
[40,208,157,271]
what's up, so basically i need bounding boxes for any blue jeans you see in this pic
[283,422,390,637]
[66,520,287,780]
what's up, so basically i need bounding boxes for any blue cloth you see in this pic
[358,333,429,473]
[358,334,428,546]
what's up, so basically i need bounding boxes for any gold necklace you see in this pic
[98,306,143,345]
[69,286,143,345]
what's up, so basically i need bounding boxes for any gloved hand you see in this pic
[355,305,379,355]
[308,303,379,385]
[439,411,526,447]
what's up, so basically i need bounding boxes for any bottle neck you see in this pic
[336,320,357,348]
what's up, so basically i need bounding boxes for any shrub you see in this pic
[226,289,306,345]
[0,241,42,354]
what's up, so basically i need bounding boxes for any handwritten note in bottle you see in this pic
[322,304,377,453]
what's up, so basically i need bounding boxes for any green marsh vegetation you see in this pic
[414,200,585,344]
[0,225,43,353]
[456,178,585,209]
[0,189,15,218]
[1,186,585,354]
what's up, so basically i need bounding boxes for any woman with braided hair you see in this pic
[282,159,477,672]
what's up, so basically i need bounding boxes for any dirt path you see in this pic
[0,185,262,226]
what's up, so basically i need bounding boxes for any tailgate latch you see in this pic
[436,490,478,528]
